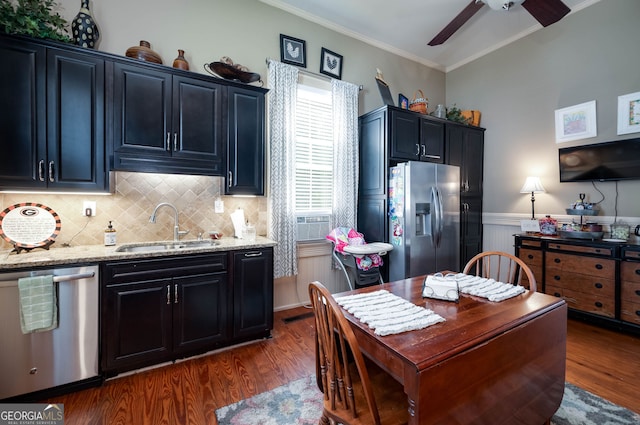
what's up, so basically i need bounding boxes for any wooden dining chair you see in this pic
[462,251,537,292]
[308,281,409,425]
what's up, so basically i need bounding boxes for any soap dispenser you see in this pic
[104,221,117,246]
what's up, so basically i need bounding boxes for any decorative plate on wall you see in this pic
[0,203,61,252]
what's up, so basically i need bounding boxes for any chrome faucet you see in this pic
[149,202,189,241]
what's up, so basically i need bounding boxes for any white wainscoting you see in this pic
[274,241,349,311]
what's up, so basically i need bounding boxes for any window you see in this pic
[295,82,333,213]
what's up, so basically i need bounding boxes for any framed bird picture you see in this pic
[320,47,343,80]
[280,34,306,68]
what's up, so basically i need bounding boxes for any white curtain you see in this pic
[331,79,360,230]
[267,60,299,278]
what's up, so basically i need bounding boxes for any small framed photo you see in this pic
[398,93,409,110]
[554,100,597,143]
[280,34,306,68]
[320,47,343,80]
[617,91,640,135]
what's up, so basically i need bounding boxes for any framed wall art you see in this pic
[617,91,640,135]
[398,93,409,109]
[554,100,597,143]
[319,47,343,80]
[280,34,306,68]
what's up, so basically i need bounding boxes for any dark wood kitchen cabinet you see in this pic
[225,86,267,195]
[232,248,274,339]
[358,105,484,276]
[111,61,224,175]
[101,253,229,375]
[446,124,485,267]
[389,108,445,163]
[0,35,107,191]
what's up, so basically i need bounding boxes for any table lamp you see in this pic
[520,176,545,220]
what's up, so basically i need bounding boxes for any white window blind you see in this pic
[295,83,333,213]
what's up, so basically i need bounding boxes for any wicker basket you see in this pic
[409,90,428,114]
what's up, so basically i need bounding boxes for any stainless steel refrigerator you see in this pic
[388,161,460,281]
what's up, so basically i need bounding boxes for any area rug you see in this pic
[215,375,640,425]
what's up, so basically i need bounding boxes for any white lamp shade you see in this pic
[520,176,546,193]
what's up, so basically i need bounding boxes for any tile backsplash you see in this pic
[0,172,267,250]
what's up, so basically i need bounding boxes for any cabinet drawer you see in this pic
[546,242,612,257]
[621,261,640,284]
[545,272,614,297]
[622,248,640,260]
[519,239,542,248]
[620,300,640,325]
[519,248,542,266]
[545,252,614,278]
[546,285,614,318]
[104,253,227,283]
[621,279,640,302]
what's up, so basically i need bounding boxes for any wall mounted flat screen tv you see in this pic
[559,138,640,182]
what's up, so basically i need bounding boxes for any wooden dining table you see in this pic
[335,274,567,425]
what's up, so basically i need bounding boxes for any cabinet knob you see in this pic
[174,283,178,304]
[636,310,640,317]
[166,132,171,151]
[244,251,263,257]
[595,264,603,270]
[553,292,561,297]
[594,283,603,289]
[527,254,533,259]
[228,171,233,188]
[595,301,603,308]
[174,133,178,152]
[554,258,561,263]
[635,290,640,297]
[421,144,426,156]
[554,275,560,281]
[166,285,171,305]
[635,269,640,276]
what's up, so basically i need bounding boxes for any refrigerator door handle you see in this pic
[432,187,444,247]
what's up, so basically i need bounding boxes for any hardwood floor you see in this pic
[46,307,639,424]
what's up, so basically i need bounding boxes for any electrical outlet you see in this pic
[214,198,224,213]
[82,200,96,217]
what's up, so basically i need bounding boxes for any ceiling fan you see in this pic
[428,0,571,46]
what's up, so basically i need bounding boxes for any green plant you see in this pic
[0,0,71,42]
[446,104,470,124]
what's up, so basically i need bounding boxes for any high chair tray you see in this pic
[343,242,393,256]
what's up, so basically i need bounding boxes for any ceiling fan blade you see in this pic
[428,0,484,46]
[522,0,570,27]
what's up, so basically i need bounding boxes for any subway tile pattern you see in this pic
[0,172,267,250]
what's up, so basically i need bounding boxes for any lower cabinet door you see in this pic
[232,249,274,340]
[173,272,228,354]
[104,278,173,373]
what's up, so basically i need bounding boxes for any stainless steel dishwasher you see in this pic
[0,265,99,400]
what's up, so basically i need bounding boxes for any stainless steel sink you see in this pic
[115,240,219,253]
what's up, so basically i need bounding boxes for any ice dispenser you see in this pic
[415,202,431,236]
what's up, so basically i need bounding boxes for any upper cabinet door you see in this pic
[47,48,106,191]
[0,36,107,192]
[389,109,420,161]
[0,38,46,190]
[112,61,171,156]
[226,86,266,195]
[171,76,223,167]
[419,119,444,163]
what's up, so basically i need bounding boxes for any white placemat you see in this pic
[335,290,445,336]
[451,273,527,301]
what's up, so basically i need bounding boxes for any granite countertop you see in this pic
[0,236,277,270]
